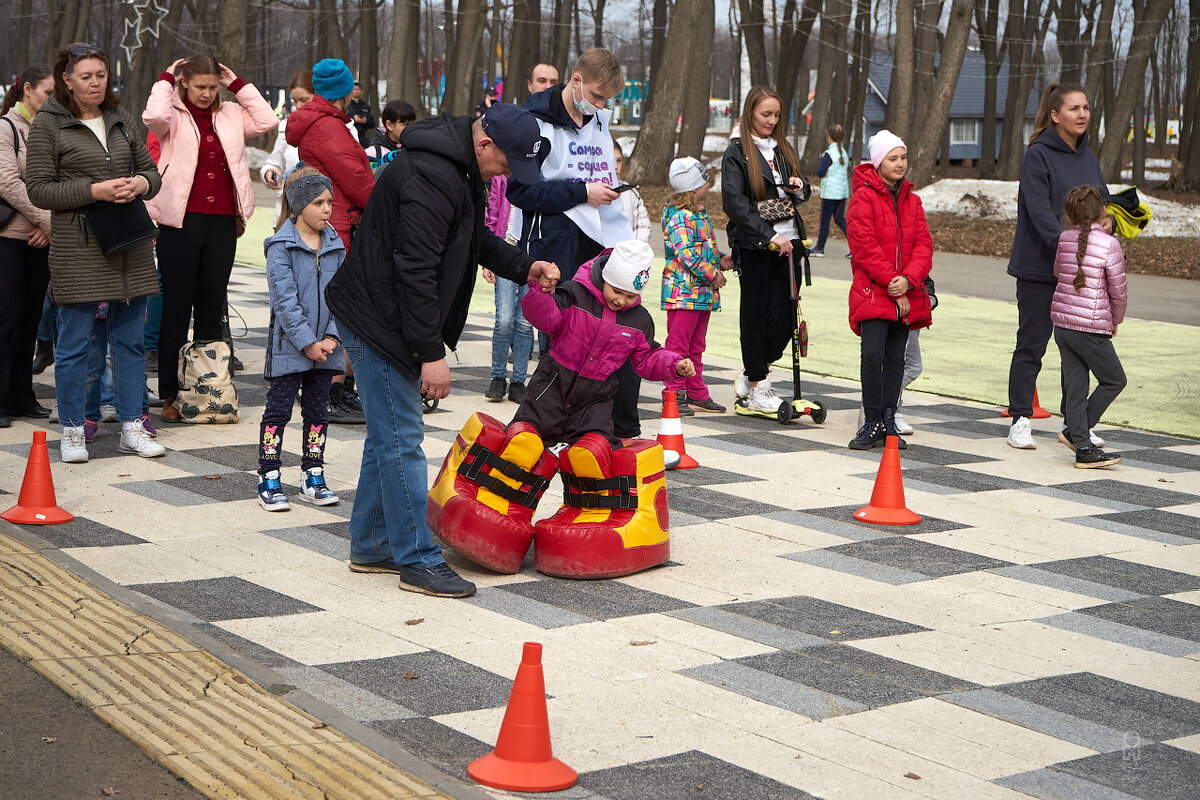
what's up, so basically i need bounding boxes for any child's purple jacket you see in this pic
[521,251,681,384]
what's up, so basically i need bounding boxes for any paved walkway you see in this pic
[2,262,1199,800]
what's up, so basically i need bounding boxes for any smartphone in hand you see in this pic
[614,184,639,193]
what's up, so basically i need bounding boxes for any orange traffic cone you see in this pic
[1002,388,1052,419]
[2,431,73,526]
[656,390,698,470]
[853,436,921,526]
[468,642,577,792]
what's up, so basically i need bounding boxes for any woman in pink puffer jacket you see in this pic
[1051,185,1128,468]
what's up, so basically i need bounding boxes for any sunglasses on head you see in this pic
[68,44,106,59]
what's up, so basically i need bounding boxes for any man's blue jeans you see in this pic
[56,299,147,427]
[491,278,532,384]
[341,324,444,569]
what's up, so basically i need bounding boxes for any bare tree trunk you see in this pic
[908,0,973,187]
[846,0,872,165]
[1084,0,1116,146]
[72,0,93,42]
[361,0,380,110]
[386,0,425,112]
[1175,0,1200,189]
[776,0,818,137]
[593,0,608,47]
[997,0,1049,180]
[737,0,770,87]
[1058,0,1084,83]
[910,0,942,127]
[976,0,1001,177]
[1133,63,1146,184]
[317,0,347,62]
[826,0,851,128]
[883,0,914,138]
[157,0,185,64]
[18,0,32,67]
[444,0,456,70]
[678,0,715,159]
[1098,0,1173,177]
[217,0,250,69]
[626,0,704,184]
[642,0,672,124]
[1151,49,1165,154]
[552,0,576,78]
[509,0,540,105]
[443,0,488,116]
[803,0,843,170]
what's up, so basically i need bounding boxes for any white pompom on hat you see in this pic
[602,240,655,295]
[868,130,907,169]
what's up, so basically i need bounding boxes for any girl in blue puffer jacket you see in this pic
[512,240,694,447]
[256,166,345,511]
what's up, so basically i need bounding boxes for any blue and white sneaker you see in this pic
[298,467,339,506]
[257,470,291,512]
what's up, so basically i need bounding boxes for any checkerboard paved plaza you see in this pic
[4,263,1199,800]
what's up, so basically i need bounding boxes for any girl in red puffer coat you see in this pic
[845,131,933,450]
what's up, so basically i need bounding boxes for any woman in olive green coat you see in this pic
[24,43,163,463]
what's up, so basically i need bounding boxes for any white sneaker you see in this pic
[1089,429,1105,448]
[100,404,117,423]
[1007,416,1036,449]
[119,419,166,458]
[745,383,784,414]
[49,406,59,423]
[60,427,88,463]
[893,411,914,435]
[734,372,752,400]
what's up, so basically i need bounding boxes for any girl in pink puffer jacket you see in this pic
[1051,185,1128,468]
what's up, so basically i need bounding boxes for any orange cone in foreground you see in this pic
[2,431,73,525]
[656,390,699,470]
[853,435,921,526]
[1002,388,1051,419]
[468,642,577,792]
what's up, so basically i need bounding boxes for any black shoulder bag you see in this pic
[80,121,158,256]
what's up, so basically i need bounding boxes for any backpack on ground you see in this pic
[174,340,240,423]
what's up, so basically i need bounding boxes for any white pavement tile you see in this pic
[63,542,231,585]
[218,610,427,665]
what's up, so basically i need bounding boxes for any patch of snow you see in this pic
[1120,170,1171,182]
[915,178,1199,238]
[246,147,269,171]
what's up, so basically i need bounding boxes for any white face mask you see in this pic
[572,78,602,117]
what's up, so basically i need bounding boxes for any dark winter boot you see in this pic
[881,407,909,449]
[849,417,885,450]
[32,339,54,375]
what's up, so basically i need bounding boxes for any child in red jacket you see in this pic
[845,131,933,450]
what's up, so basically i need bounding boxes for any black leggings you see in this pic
[259,369,333,473]
[0,238,49,414]
[859,318,910,419]
[157,213,237,401]
[736,245,794,383]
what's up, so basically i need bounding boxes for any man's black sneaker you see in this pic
[849,419,885,450]
[485,377,507,401]
[1075,445,1122,469]
[508,382,526,404]
[31,339,53,375]
[231,355,245,372]
[329,382,366,424]
[881,409,908,449]
[398,562,477,597]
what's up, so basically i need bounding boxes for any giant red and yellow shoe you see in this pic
[534,434,670,579]
[428,413,559,573]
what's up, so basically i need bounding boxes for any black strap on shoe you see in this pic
[560,473,637,510]
[457,443,550,509]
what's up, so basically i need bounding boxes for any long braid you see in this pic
[1062,185,1105,294]
[1074,226,1089,291]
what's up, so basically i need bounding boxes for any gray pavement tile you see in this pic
[921,419,1014,439]
[22,516,144,548]
[321,651,512,716]
[733,644,978,709]
[1028,487,1147,513]
[657,486,790,519]
[996,768,1149,800]
[945,688,1134,752]
[117,479,212,507]
[1090,510,1200,541]
[274,665,419,722]
[495,579,695,621]
[909,403,1004,421]
[1077,597,1200,644]
[888,465,1039,492]
[667,510,709,527]
[666,606,830,650]
[1048,479,1197,509]
[158,448,244,475]
[700,430,837,453]
[193,622,303,669]
[688,435,777,456]
[261,525,350,561]
[1030,556,1200,596]
[780,548,930,585]
[128,577,322,622]
[1064,515,1200,547]
[797,504,971,535]
[1048,744,1200,800]
[1120,451,1200,474]
[663,465,765,486]
[989,566,1147,604]
[1093,430,1196,449]
[464,586,594,628]
[759,510,892,542]
[579,750,820,800]
[153,472,280,504]
[825,537,1012,578]
[365,717,491,783]
[995,672,1200,741]
[717,595,928,640]
[234,384,270,408]
[312,520,351,540]
[1,436,128,463]
[889,443,1001,465]
[181,444,299,471]
[680,660,867,719]
[1038,612,1200,657]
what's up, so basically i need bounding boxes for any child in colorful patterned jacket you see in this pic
[661,156,733,416]
[511,239,694,447]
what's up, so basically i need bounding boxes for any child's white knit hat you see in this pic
[668,157,709,193]
[603,240,654,294]
[868,130,906,169]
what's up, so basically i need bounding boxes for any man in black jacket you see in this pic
[347,81,376,145]
[326,103,559,598]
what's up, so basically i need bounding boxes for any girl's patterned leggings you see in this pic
[258,370,333,474]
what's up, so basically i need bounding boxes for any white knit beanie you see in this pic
[868,130,906,169]
[602,240,654,294]
[668,157,709,193]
